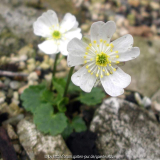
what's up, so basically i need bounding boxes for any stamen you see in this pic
[86,46,90,50]
[110,43,114,48]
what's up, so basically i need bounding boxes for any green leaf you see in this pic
[34,103,67,136]
[20,85,46,113]
[71,116,87,132]
[68,81,82,94]
[52,78,65,97]
[78,87,105,106]
[61,122,73,139]
[40,89,56,105]
[57,97,69,112]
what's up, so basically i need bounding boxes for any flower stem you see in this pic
[50,53,60,90]
[63,67,75,97]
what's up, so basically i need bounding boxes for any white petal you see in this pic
[100,75,124,97]
[60,13,78,33]
[90,21,105,43]
[117,47,140,62]
[38,40,59,54]
[67,38,87,67]
[98,21,116,43]
[110,67,131,88]
[64,28,82,40]
[33,10,58,37]
[112,34,133,52]
[71,65,97,93]
[73,21,79,29]
[59,40,69,56]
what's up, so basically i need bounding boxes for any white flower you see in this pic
[33,10,82,55]
[67,21,140,96]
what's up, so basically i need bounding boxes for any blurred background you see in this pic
[0,0,160,159]
[0,0,160,99]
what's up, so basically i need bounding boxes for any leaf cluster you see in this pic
[21,78,105,137]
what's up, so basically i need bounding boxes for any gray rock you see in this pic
[151,88,160,103]
[17,117,72,160]
[0,0,42,55]
[90,98,160,159]
[122,37,160,97]
[0,2,39,42]
[10,81,20,90]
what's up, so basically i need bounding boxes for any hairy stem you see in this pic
[63,67,75,97]
[50,53,60,90]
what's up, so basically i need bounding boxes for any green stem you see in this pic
[63,67,75,97]
[50,53,60,90]
[57,55,65,65]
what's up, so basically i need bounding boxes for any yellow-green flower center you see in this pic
[96,52,110,67]
[52,30,61,39]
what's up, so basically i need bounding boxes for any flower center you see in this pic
[52,30,61,39]
[96,52,109,67]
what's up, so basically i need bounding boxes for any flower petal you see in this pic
[110,67,131,88]
[33,10,58,37]
[38,40,59,54]
[98,21,116,43]
[100,75,124,97]
[71,65,97,92]
[67,38,87,67]
[117,47,140,62]
[60,13,78,33]
[112,34,133,52]
[64,28,82,40]
[90,21,105,43]
[59,40,70,56]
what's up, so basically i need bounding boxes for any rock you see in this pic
[3,114,24,126]
[4,78,11,87]
[18,61,26,70]
[152,101,160,113]
[0,91,6,104]
[150,2,159,10]
[90,98,160,159]
[18,46,35,57]
[40,62,50,70]
[13,144,21,154]
[17,117,72,160]
[122,37,160,97]
[6,124,18,140]
[0,1,39,42]
[151,88,160,103]
[141,96,151,108]
[27,72,39,81]
[28,80,38,86]
[134,93,151,108]
[128,25,152,37]
[27,63,36,72]
[10,81,20,90]
[44,73,52,83]
[0,102,24,118]
[18,85,29,94]
[12,91,19,105]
